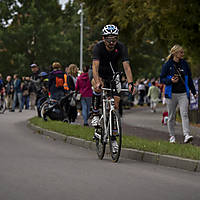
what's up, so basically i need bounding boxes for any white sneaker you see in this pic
[184,135,193,144]
[169,136,176,144]
[93,131,101,140]
[112,140,119,153]
[91,115,100,127]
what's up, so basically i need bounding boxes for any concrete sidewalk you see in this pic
[121,105,200,145]
[76,104,200,145]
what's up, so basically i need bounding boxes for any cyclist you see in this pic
[91,24,135,151]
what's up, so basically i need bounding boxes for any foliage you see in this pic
[78,0,200,78]
[0,0,82,77]
[0,0,200,79]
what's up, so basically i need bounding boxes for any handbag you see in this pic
[76,93,82,101]
[70,94,76,106]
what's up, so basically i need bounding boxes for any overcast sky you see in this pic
[59,0,69,9]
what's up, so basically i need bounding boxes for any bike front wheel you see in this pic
[109,111,122,162]
[95,116,106,160]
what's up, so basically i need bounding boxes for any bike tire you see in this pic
[40,100,49,120]
[109,111,122,162]
[95,116,106,160]
[0,100,6,114]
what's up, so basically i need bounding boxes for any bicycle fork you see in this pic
[103,98,115,143]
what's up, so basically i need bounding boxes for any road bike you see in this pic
[94,72,128,162]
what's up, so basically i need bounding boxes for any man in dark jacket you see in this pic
[11,74,23,112]
[5,75,14,111]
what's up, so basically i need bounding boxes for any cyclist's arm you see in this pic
[122,61,133,83]
[122,61,135,94]
[92,60,101,85]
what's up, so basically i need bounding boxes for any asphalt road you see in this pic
[0,110,200,200]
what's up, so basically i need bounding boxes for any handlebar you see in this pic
[101,87,129,92]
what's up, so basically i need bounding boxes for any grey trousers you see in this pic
[30,92,36,110]
[166,93,190,137]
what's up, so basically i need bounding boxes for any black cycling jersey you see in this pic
[93,40,129,79]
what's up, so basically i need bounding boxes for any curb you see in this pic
[27,121,200,172]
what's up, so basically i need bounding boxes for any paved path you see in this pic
[0,110,200,200]
[121,105,200,145]
[76,105,200,145]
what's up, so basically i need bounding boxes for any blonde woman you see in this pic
[160,45,197,144]
[67,64,78,90]
[67,64,78,123]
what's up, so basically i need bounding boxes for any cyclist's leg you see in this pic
[91,78,102,127]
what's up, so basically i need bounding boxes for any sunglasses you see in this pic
[104,37,118,44]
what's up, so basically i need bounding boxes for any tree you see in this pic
[77,0,200,77]
[0,0,83,76]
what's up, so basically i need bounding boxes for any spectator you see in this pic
[75,65,93,126]
[0,73,3,91]
[11,74,23,112]
[67,64,78,123]
[5,75,14,111]
[160,44,197,144]
[30,64,40,110]
[147,81,160,112]
[48,62,65,100]
[65,66,69,75]
[0,73,5,105]
[137,80,146,106]
[21,77,31,109]
[144,79,150,106]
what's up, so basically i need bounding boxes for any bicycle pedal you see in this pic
[112,130,118,136]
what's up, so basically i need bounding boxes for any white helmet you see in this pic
[102,24,119,36]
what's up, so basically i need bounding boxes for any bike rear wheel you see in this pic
[40,100,49,120]
[95,116,106,160]
[109,111,122,162]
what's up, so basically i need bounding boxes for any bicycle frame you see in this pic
[101,88,115,143]
[94,71,129,162]
[100,87,128,143]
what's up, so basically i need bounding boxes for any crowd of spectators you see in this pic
[0,63,164,125]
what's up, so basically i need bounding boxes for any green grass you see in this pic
[30,117,200,160]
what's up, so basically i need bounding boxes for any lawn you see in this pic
[30,117,200,160]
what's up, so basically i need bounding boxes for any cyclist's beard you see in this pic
[107,43,115,50]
